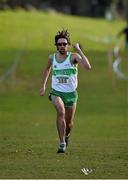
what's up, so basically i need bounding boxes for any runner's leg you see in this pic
[51,95,66,143]
[65,104,77,145]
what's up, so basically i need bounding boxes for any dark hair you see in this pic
[55,29,70,45]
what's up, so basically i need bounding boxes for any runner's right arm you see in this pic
[40,55,52,96]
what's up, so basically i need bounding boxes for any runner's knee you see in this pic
[67,121,74,128]
[57,107,65,117]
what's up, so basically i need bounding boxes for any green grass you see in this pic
[0,10,128,178]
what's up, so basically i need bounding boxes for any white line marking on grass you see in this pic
[113,44,128,80]
[81,168,93,175]
[0,39,26,82]
[113,58,128,80]
[82,33,113,44]
[75,32,116,44]
[76,31,127,80]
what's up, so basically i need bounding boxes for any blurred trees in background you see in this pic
[0,0,128,19]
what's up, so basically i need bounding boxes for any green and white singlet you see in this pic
[51,52,78,93]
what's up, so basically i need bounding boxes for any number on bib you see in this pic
[56,77,69,84]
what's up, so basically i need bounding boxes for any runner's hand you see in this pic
[40,86,46,96]
[72,43,81,51]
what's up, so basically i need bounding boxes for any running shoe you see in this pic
[57,143,66,153]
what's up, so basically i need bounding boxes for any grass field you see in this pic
[0,10,128,179]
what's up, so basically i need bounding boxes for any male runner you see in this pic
[40,29,91,153]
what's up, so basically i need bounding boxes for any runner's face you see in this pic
[56,38,69,54]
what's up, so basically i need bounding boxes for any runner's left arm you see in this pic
[72,43,91,70]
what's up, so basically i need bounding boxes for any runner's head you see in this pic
[55,29,70,54]
[55,29,70,45]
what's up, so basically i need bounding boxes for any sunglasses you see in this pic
[57,43,68,46]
